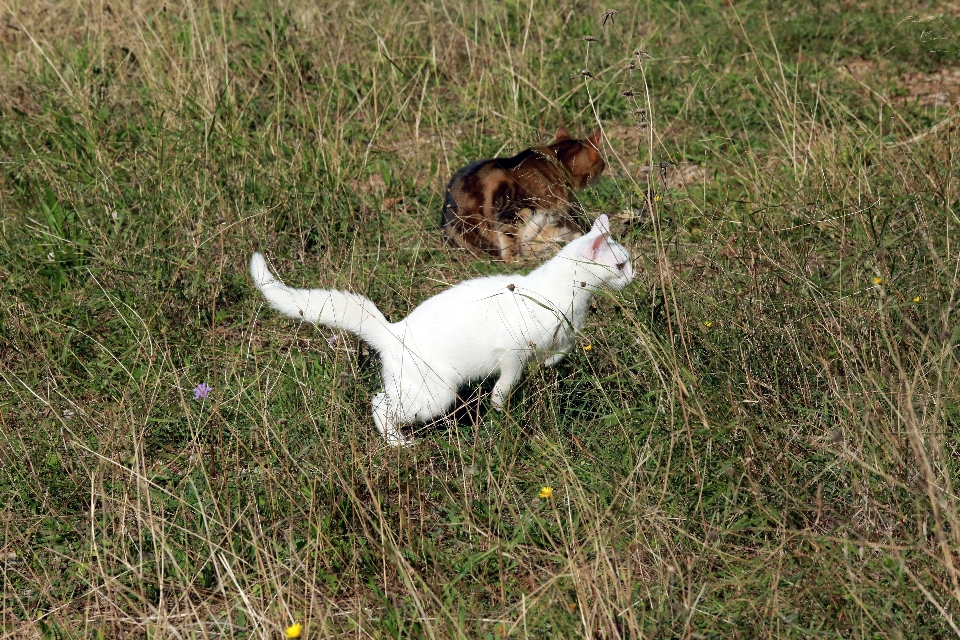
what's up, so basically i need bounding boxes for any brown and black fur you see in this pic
[441,127,605,261]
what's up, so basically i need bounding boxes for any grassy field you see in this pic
[1,0,959,637]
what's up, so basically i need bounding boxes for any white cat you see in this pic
[250,214,634,446]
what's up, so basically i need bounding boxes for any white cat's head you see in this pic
[564,214,635,290]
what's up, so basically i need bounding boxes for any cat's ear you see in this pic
[582,215,611,261]
[586,127,602,152]
[553,126,571,143]
[587,234,607,260]
[590,214,611,236]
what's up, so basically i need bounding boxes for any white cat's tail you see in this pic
[250,253,396,352]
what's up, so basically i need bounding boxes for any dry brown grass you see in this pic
[1,0,960,637]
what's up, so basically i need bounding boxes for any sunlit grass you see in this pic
[1,0,959,637]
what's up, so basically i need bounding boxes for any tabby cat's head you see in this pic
[549,126,605,189]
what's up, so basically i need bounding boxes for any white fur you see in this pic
[250,214,634,446]
[517,210,583,258]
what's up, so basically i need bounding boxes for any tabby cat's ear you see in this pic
[553,126,571,142]
[587,127,602,152]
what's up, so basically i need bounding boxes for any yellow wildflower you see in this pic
[913,296,921,303]
[583,344,593,351]
[653,194,662,202]
[704,321,713,328]
[285,623,302,639]
[539,486,553,499]
[872,277,883,285]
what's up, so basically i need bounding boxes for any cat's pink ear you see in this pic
[588,234,606,260]
[554,126,571,142]
[587,127,602,152]
[591,214,610,236]
[583,215,611,260]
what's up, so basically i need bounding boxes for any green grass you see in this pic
[1,0,959,637]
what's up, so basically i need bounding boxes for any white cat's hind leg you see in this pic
[491,355,525,411]
[372,392,414,447]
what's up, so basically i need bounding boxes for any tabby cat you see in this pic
[441,127,605,261]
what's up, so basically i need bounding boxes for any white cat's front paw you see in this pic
[543,353,566,368]
[383,430,415,447]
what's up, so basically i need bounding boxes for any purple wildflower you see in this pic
[193,383,212,400]
[327,334,339,349]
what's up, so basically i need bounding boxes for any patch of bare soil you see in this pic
[843,58,888,83]
[842,58,960,108]
[899,68,960,107]
[605,122,649,150]
[634,161,713,190]
[663,163,713,190]
[604,123,714,190]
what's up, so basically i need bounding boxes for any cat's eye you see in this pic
[616,261,627,270]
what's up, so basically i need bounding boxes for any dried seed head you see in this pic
[507,284,516,292]
[625,61,636,70]
[659,160,674,182]
[583,35,598,42]
[622,89,635,97]
[601,9,618,25]
[579,69,593,78]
